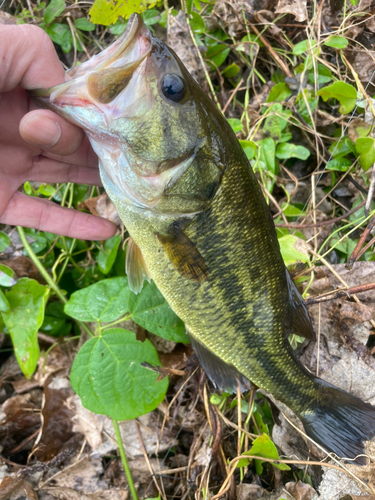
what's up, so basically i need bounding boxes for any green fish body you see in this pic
[30,14,375,464]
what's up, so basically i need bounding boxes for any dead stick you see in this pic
[305,282,375,306]
[346,212,375,270]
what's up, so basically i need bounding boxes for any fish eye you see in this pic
[161,74,185,102]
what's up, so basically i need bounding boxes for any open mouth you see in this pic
[28,14,152,107]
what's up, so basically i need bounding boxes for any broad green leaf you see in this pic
[263,104,290,141]
[279,235,310,266]
[36,183,56,197]
[328,136,356,159]
[266,82,292,103]
[356,137,375,172]
[109,19,128,35]
[97,234,122,274]
[275,143,310,160]
[257,138,276,174]
[326,158,352,171]
[221,63,240,79]
[206,44,230,69]
[0,264,16,287]
[0,289,10,313]
[324,36,348,49]
[227,118,243,134]
[307,63,333,85]
[74,17,96,31]
[280,203,306,217]
[2,278,48,378]
[0,231,10,252]
[142,9,159,25]
[239,140,257,160]
[254,411,269,436]
[317,81,357,114]
[237,434,290,472]
[189,12,205,34]
[128,281,188,342]
[40,315,70,337]
[44,23,72,52]
[65,277,131,322]
[350,0,359,4]
[70,328,168,419]
[90,0,156,25]
[296,90,318,126]
[44,0,66,24]
[292,39,316,55]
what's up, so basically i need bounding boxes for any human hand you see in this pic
[0,24,117,240]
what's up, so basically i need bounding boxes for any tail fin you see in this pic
[299,380,375,465]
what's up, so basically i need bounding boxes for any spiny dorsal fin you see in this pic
[156,224,208,282]
[188,331,251,393]
[286,270,315,341]
[126,237,151,294]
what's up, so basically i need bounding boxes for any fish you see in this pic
[29,13,375,464]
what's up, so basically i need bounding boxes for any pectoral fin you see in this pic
[156,224,208,282]
[188,331,251,393]
[286,270,315,341]
[126,238,151,294]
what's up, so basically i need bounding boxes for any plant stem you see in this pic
[112,419,138,500]
[17,226,94,338]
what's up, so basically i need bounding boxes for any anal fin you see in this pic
[286,270,316,341]
[188,331,251,393]
[156,224,208,282]
[126,237,151,294]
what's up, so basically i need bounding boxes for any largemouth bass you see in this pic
[30,14,375,464]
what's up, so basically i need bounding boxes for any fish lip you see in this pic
[27,13,147,100]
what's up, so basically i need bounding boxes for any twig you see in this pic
[366,165,375,215]
[346,212,375,270]
[112,419,138,500]
[316,304,321,377]
[274,200,366,228]
[305,282,375,305]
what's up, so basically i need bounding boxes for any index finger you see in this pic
[0,24,68,92]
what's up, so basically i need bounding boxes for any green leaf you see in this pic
[206,44,230,69]
[36,183,56,197]
[74,17,96,31]
[307,63,332,85]
[0,289,10,313]
[317,81,357,114]
[40,315,70,337]
[326,158,352,171]
[128,281,188,342]
[278,235,310,266]
[280,203,306,217]
[227,118,243,134]
[0,264,17,287]
[65,277,131,322]
[97,234,122,274]
[0,231,10,252]
[189,12,205,34]
[292,39,316,55]
[70,328,168,419]
[257,138,276,174]
[90,0,156,25]
[221,63,240,79]
[2,278,48,378]
[44,23,72,52]
[266,82,292,103]
[275,143,310,160]
[44,0,66,24]
[263,104,291,142]
[239,140,257,160]
[328,136,356,159]
[356,137,375,172]
[324,36,348,49]
[237,434,290,472]
[142,9,159,25]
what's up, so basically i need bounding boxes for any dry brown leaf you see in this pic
[236,484,264,500]
[275,0,307,22]
[285,481,316,500]
[0,476,37,500]
[340,496,375,500]
[1,256,44,283]
[79,194,121,226]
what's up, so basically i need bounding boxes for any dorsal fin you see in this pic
[156,224,208,282]
[286,270,315,341]
[126,238,151,294]
[188,331,251,393]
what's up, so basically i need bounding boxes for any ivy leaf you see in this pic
[44,23,72,53]
[0,231,10,252]
[356,137,375,172]
[90,0,156,25]
[74,17,96,31]
[326,158,352,171]
[97,234,122,274]
[0,289,10,313]
[70,328,168,420]
[275,143,310,160]
[328,136,356,159]
[278,235,310,266]
[324,36,348,49]
[65,277,131,322]
[317,81,357,114]
[237,434,291,473]
[2,278,49,378]
[206,44,230,69]
[128,281,188,342]
[266,82,292,103]
[189,11,205,34]
[44,0,66,24]
[0,264,17,287]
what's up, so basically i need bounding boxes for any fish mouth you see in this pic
[28,13,152,109]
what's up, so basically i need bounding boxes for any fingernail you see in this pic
[21,116,61,148]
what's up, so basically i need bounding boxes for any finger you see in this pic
[0,24,69,91]
[29,155,102,186]
[20,109,85,155]
[0,192,117,240]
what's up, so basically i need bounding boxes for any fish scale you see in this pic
[29,13,375,464]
